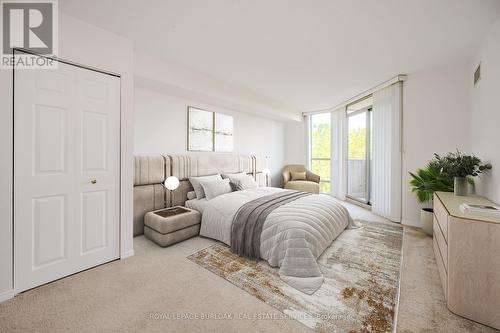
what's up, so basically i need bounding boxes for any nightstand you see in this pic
[144,206,201,247]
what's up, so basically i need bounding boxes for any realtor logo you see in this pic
[1,0,58,69]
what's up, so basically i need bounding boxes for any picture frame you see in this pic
[187,106,234,152]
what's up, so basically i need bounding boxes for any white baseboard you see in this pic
[0,289,15,303]
[120,249,135,259]
[401,219,421,228]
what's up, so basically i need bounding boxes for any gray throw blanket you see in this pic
[231,190,311,260]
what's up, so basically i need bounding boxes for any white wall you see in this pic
[134,51,300,121]
[0,12,135,300]
[134,86,285,187]
[468,16,500,205]
[284,120,307,166]
[401,65,471,226]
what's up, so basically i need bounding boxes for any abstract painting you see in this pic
[188,107,214,151]
[215,113,234,152]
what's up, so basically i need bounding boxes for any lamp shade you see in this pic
[164,176,179,191]
[262,168,271,176]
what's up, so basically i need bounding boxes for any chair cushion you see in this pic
[284,180,320,194]
[291,171,307,181]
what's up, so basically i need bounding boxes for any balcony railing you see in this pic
[347,158,366,200]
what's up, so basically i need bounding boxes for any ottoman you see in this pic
[144,206,201,247]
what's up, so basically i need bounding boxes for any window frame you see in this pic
[308,113,331,194]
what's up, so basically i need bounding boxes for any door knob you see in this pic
[91,179,97,184]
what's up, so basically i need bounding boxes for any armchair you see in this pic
[281,164,320,194]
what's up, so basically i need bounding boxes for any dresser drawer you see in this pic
[433,235,448,300]
[434,195,448,241]
[433,216,447,270]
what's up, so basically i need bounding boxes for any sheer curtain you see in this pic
[331,107,347,200]
[371,83,402,222]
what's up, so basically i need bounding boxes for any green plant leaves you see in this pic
[409,150,492,203]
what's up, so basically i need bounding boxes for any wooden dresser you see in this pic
[433,191,500,330]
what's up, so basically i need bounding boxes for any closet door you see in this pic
[14,59,120,293]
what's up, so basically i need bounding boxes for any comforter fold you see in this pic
[231,190,311,260]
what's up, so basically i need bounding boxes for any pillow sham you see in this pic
[291,171,307,181]
[186,191,196,200]
[230,175,258,191]
[189,174,222,199]
[200,178,232,200]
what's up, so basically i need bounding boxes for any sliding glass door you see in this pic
[309,113,331,193]
[347,100,372,204]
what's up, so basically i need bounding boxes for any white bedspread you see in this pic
[199,187,355,294]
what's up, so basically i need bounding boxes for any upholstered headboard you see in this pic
[133,154,268,236]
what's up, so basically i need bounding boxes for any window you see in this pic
[346,96,373,204]
[309,113,331,193]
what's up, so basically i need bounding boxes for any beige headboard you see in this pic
[133,154,268,236]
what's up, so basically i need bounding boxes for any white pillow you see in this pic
[200,178,232,200]
[189,174,222,199]
[186,191,196,200]
[230,175,258,191]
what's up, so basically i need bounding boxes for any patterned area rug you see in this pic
[187,220,403,333]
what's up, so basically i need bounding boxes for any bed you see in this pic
[199,187,355,294]
[133,154,355,294]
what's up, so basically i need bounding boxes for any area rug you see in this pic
[187,220,403,333]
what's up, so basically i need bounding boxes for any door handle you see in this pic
[91,179,97,184]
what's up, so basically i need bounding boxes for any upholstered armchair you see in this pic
[281,165,320,194]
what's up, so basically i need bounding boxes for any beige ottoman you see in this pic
[144,207,201,247]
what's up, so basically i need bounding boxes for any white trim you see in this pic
[303,74,407,116]
[120,249,135,259]
[304,115,311,169]
[0,289,15,303]
[401,219,420,228]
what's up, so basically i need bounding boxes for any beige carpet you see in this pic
[188,221,403,333]
[0,204,498,332]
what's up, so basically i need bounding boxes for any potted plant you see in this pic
[435,150,492,196]
[409,156,454,235]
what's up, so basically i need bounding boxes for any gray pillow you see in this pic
[189,174,222,199]
[221,172,247,180]
[186,191,196,200]
[230,175,258,191]
[200,178,232,200]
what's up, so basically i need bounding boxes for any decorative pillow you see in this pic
[186,191,196,200]
[200,178,232,200]
[231,175,259,191]
[291,171,307,181]
[189,174,222,199]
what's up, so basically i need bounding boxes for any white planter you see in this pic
[421,208,433,236]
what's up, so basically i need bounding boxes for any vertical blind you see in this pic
[371,83,402,222]
[306,79,403,222]
[331,107,347,200]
